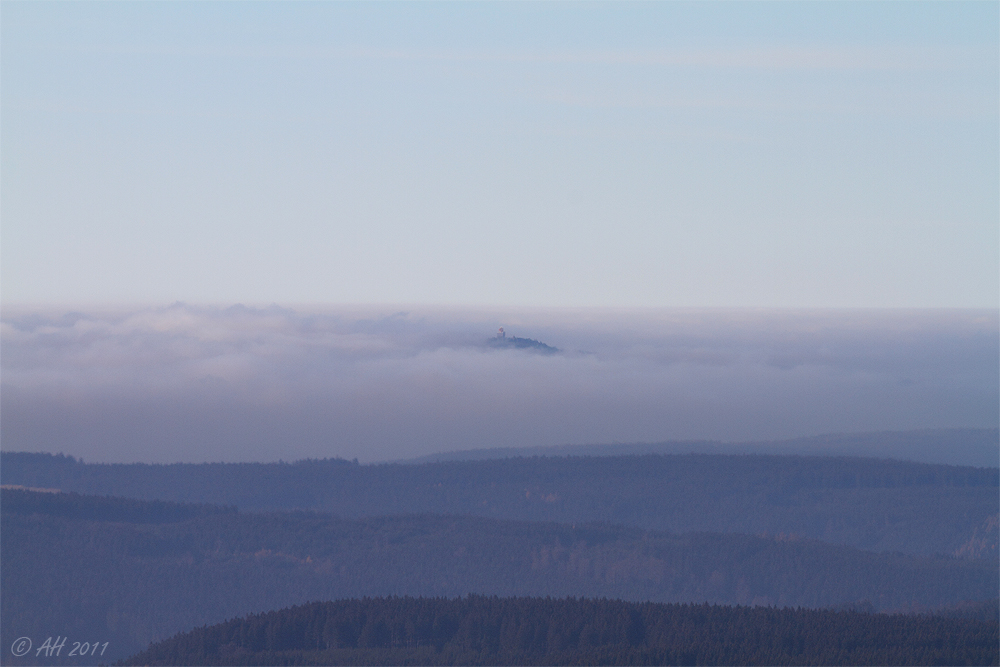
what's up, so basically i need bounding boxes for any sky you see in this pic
[2,2,998,308]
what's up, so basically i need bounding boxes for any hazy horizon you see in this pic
[2,303,995,465]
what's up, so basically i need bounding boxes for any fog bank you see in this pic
[2,305,996,464]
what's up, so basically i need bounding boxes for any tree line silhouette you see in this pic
[121,595,1000,666]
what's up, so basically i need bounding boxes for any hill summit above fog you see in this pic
[486,327,558,353]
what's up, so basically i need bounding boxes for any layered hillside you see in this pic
[3,451,996,556]
[3,489,997,664]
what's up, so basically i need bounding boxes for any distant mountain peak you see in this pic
[487,327,559,353]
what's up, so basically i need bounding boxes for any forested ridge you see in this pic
[0,486,235,523]
[3,489,997,664]
[121,596,1000,666]
[3,450,996,556]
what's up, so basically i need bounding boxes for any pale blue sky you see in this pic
[3,2,997,307]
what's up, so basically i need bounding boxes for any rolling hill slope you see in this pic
[120,596,1000,666]
[3,450,996,556]
[3,489,997,664]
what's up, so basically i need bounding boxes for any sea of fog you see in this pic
[1,304,996,464]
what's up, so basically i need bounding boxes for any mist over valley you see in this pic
[2,305,996,465]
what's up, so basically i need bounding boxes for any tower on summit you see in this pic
[498,327,505,339]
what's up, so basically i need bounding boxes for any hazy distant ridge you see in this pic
[396,428,1000,468]
[3,445,996,557]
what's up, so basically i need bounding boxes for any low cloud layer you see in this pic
[2,304,996,464]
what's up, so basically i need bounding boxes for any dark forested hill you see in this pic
[3,451,996,556]
[0,486,235,523]
[3,490,997,664]
[122,596,1000,666]
[485,334,559,353]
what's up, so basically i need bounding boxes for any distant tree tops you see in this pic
[122,595,1000,666]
